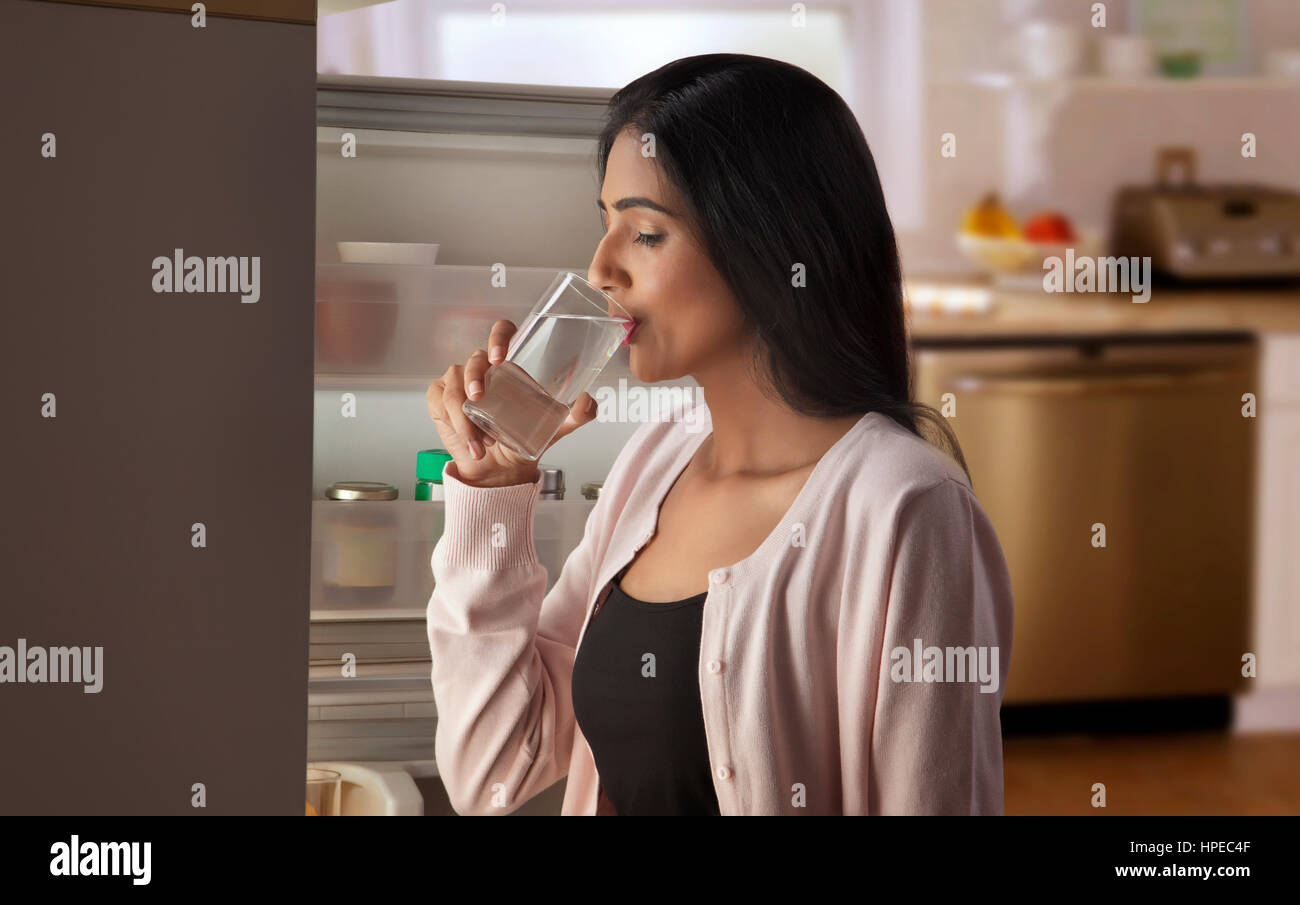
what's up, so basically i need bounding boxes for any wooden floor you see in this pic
[1004,730,1300,815]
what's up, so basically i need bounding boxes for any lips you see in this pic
[620,317,643,346]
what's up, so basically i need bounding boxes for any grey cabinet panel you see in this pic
[3,0,315,813]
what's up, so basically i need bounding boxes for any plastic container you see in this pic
[311,496,598,619]
[414,449,452,502]
[313,263,629,378]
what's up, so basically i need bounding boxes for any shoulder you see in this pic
[839,416,1009,608]
[808,411,1000,585]
[834,411,975,519]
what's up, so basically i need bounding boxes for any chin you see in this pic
[629,350,683,385]
[628,349,656,384]
[628,356,650,383]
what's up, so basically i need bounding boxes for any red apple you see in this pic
[1023,212,1077,243]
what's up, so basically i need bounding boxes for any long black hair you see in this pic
[594,53,972,487]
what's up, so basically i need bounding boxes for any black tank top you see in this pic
[571,566,720,816]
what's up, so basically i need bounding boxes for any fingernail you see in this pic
[483,436,495,446]
[489,346,505,363]
[469,439,483,459]
[468,380,483,399]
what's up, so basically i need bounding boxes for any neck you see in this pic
[691,358,863,480]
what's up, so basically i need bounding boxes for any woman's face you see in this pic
[589,128,747,384]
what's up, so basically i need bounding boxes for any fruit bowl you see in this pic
[957,232,1038,271]
[957,229,1106,286]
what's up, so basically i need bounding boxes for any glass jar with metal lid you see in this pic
[327,481,398,502]
[320,481,399,606]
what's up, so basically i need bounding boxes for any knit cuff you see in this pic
[437,460,544,570]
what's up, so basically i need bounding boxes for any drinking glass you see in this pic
[306,767,341,816]
[462,272,633,461]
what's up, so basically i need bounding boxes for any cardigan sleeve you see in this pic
[425,460,605,816]
[843,477,1014,815]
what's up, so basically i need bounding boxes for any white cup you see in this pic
[1099,35,1154,79]
[1013,22,1085,79]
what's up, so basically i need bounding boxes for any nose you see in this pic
[588,243,630,319]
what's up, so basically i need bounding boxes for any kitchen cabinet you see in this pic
[915,335,1258,705]
[909,278,1300,712]
[1253,332,1300,687]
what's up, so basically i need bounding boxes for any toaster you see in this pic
[1110,148,1300,281]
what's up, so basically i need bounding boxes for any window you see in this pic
[318,0,924,227]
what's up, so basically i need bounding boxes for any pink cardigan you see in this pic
[427,400,1014,815]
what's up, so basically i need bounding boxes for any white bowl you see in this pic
[957,233,1037,272]
[957,229,1104,276]
[338,242,440,265]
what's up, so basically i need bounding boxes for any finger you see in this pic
[428,373,467,450]
[428,376,474,460]
[427,366,463,426]
[487,320,518,364]
[425,378,446,422]
[464,348,490,401]
[441,366,486,457]
[548,392,598,446]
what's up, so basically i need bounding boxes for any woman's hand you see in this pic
[426,318,599,488]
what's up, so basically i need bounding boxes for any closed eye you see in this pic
[598,215,664,248]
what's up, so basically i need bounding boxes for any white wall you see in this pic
[900,0,1300,274]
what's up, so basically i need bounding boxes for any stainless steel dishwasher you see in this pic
[913,334,1258,705]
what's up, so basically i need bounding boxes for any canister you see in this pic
[415,449,453,501]
[321,481,399,603]
[539,467,565,500]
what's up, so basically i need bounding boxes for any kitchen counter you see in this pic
[905,277,1300,341]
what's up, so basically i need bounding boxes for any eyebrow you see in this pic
[596,196,676,218]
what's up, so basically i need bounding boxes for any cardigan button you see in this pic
[707,659,722,674]
[716,765,732,781]
[709,568,729,585]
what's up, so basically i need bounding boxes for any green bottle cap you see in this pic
[417,449,453,483]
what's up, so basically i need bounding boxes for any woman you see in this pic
[425,54,1014,815]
